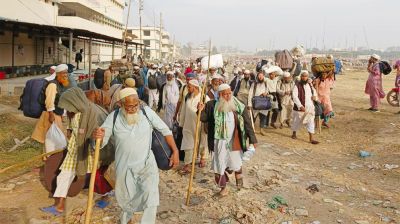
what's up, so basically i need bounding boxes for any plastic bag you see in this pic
[45,123,67,153]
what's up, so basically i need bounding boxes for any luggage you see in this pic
[291,45,306,58]
[251,82,272,110]
[85,89,111,110]
[133,74,144,87]
[141,106,173,170]
[94,166,113,194]
[45,123,67,153]
[256,60,269,72]
[148,73,158,89]
[94,68,105,89]
[156,73,166,91]
[19,78,49,118]
[292,59,302,77]
[311,57,335,74]
[379,61,392,75]
[201,54,224,70]
[275,50,294,70]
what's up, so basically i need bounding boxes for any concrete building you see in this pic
[128,26,180,61]
[0,0,141,80]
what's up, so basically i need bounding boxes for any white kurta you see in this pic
[180,93,207,151]
[162,83,179,129]
[212,112,242,175]
[248,81,269,116]
[292,84,316,133]
[100,106,172,221]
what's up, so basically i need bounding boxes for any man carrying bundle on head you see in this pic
[198,83,257,197]
[157,71,180,129]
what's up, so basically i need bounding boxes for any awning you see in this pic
[0,17,144,46]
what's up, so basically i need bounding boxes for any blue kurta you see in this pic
[100,106,172,222]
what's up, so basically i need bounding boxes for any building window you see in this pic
[143,40,150,46]
[143,30,151,36]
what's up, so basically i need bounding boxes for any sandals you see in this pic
[40,206,63,216]
[236,178,244,190]
[310,140,320,145]
[198,158,206,168]
[179,164,191,175]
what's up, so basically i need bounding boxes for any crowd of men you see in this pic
[31,52,396,223]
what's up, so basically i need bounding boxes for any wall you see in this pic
[0,0,57,25]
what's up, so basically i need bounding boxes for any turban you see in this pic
[371,54,381,61]
[50,65,56,70]
[212,74,224,80]
[119,88,137,100]
[264,65,283,75]
[244,69,250,74]
[55,64,68,73]
[124,78,136,88]
[133,66,140,70]
[283,72,291,78]
[218,83,230,92]
[166,71,175,76]
[188,79,199,87]
[300,70,309,76]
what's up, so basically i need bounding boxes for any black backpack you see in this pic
[148,73,158,89]
[256,60,269,72]
[94,68,105,89]
[379,61,392,75]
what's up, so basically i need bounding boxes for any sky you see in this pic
[124,0,398,52]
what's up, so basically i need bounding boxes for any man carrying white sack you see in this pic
[198,84,257,197]
[157,71,180,129]
[92,88,179,224]
[291,70,319,144]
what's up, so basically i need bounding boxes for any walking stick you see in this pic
[185,39,212,206]
[84,139,101,224]
[249,107,255,132]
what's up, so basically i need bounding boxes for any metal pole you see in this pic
[88,38,92,90]
[122,0,132,57]
[112,41,115,60]
[139,0,143,55]
[83,40,86,70]
[11,31,15,72]
[42,37,45,64]
[159,12,162,60]
[69,31,73,64]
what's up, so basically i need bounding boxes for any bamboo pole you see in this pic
[84,139,101,224]
[185,39,212,206]
[0,149,64,174]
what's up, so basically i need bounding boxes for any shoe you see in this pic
[271,124,278,129]
[322,122,330,128]
[367,107,373,111]
[370,109,380,112]
[236,178,244,190]
[285,120,291,127]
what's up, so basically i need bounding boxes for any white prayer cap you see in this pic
[264,65,283,75]
[50,65,56,70]
[166,71,174,76]
[133,65,140,70]
[327,54,334,59]
[152,64,158,68]
[300,70,309,76]
[188,79,199,87]
[119,88,137,100]
[218,83,230,92]
[55,64,68,73]
[283,72,291,78]
[211,74,224,80]
[242,67,246,70]
[371,54,381,61]
[244,69,250,74]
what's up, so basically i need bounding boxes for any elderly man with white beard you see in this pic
[198,84,257,197]
[157,71,180,129]
[92,88,179,224]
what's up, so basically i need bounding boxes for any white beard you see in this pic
[217,98,236,113]
[167,80,175,86]
[122,109,140,125]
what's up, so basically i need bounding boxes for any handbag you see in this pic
[112,107,172,170]
[251,82,272,110]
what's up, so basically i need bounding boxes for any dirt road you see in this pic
[0,71,399,224]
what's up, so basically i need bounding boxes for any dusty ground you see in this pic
[0,71,399,224]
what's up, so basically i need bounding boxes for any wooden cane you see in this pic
[249,108,255,132]
[84,139,101,224]
[185,39,212,206]
[0,149,64,174]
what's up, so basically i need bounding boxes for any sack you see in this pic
[19,78,49,118]
[45,123,67,153]
[94,68,105,89]
[311,57,335,74]
[379,61,392,75]
[275,50,294,70]
[156,73,166,90]
[94,166,113,194]
[141,106,173,170]
[314,101,324,116]
[256,60,269,72]
[291,45,306,57]
[201,54,224,70]
[334,59,342,75]
[85,89,111,110]
[148,73,158,89]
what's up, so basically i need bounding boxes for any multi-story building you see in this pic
[128,26,180,61]
[0,0,134,77]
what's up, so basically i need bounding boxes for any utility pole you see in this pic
[139,0,143,56]
[159,12,162,61]
[153,11,156,60]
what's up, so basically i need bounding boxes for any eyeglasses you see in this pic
[124,103,140,110]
